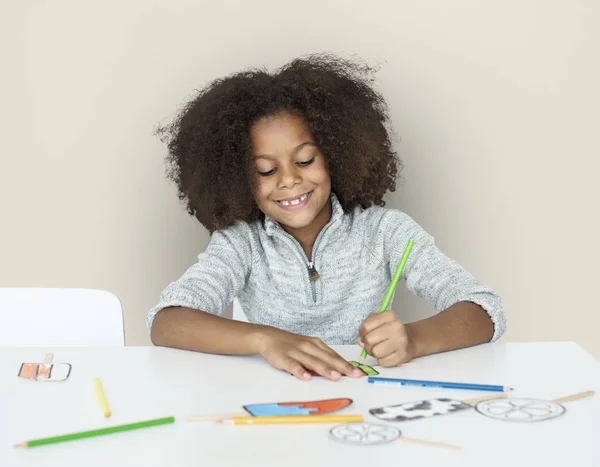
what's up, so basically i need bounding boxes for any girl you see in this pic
[148,54,506,381]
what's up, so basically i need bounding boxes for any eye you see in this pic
[297,157,315,167]
[257,168,276,176]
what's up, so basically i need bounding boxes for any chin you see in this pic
[276,212,316,230]
[281,219,314,230]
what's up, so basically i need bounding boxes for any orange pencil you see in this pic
[216,414,363,425]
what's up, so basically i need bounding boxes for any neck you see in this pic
[282,197,332,259]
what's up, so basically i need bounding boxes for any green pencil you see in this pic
[14,416,175,448]
[359,239,414,363]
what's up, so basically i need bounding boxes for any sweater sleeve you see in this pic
[379,209,506,342]
[146,223,254,332]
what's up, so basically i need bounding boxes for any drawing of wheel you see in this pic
[329,423,400,445]
[475,398,565,422]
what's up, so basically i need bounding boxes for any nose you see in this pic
[277,164,302,190]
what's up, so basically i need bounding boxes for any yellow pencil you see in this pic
[93,377,111,418]
[216,414,363,425]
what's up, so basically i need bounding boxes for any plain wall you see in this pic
[2,1,598,357]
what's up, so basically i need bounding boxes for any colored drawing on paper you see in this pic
[475,398,565,423]
[370,398,472,422]
[244,398,352,417]
[17,353,71,382]
[330,423,400,445]
[305,361,379,377]
[17,362,71,382]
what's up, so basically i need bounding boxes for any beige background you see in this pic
[2,1,598,357]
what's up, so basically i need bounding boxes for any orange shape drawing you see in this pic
[244,398,352,416]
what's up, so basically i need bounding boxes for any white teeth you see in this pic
[278,192,310,206]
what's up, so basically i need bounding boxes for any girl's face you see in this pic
[250,111,332,235]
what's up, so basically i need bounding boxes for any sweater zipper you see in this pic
[307,261,319,302]
[304,224,331,303]
[276,222,334,303]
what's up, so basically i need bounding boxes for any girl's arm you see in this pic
[405,301,495,358]
[358,302,494,366]
[151,306,267,355]
[380,210,506,343]
[359,209,505,366]
[151,306,363,380]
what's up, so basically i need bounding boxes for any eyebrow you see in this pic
[253,142,316,160]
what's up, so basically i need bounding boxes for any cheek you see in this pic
[312,156,329,176]
[253,178,273,204]
[313,163,331,186]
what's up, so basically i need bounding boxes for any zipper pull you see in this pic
[307,261,320,281]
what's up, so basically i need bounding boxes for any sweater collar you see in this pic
[263,192,344,237]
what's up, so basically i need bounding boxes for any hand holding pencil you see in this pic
[358,239,415,366]
[358,310,416,367]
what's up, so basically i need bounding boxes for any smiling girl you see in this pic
[148,54,506,381]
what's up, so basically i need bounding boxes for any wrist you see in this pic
[404,323,424,359]
[247,324,277,355]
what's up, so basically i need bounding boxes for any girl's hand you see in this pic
[358,310,415,366]
[255,327,365,381]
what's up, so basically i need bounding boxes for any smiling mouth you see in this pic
[275,191,313,207]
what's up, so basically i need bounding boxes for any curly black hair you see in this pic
[155,53,400,233]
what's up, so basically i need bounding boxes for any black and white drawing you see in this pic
[475,398,566,422]
[369,398,472,422]
[329,423,400,445]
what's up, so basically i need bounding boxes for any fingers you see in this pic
[359,310,396,336]
[360,325,393,355]
[358,311,413,367]
[301,340,364,378]
[360,319,404,357]
[370,339,397,360]
[377,350,411,367]
[263,332,365,381]
[294,350,345,380]
[280,338,363,380]
[358,310,395,350]
[283,358,312,381]
[310,340,362,376]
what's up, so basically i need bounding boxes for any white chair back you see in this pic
[0,288,124,346]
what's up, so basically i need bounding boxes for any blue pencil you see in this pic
[367,376,512,392]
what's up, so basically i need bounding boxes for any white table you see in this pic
[1,342,599,467]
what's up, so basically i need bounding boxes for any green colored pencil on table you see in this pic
[359,239,414,363]
[13,416,175,448]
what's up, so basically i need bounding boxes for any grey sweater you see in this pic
[147,194,506,344]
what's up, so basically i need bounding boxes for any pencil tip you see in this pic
[13,443,25,448]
